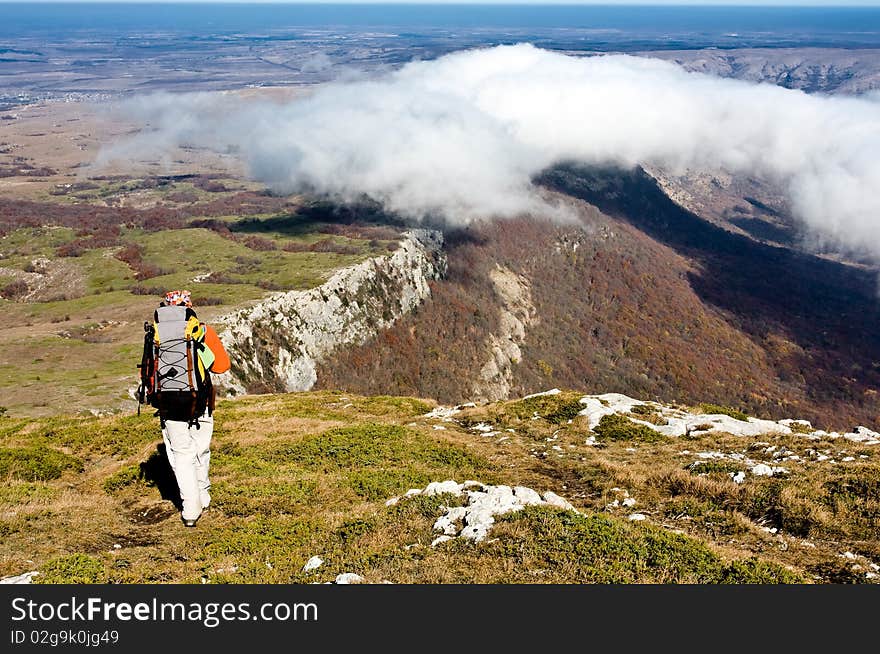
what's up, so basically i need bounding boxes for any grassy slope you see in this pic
[0,184,399,416]
[3,389,875,584]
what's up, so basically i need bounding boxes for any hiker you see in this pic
[137,289,230,527]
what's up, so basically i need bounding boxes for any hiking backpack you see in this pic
[138,305,213,424]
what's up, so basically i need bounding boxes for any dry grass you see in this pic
[0,390,875,584]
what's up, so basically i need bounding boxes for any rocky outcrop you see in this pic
[385,480,576,544]
[217,229,445,394]
[471,265,537,403]
[577,391,880,443]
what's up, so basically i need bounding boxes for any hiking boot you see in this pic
[181,515,199,528]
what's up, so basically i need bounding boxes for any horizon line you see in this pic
[2,0,880,6]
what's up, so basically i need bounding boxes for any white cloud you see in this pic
[101,44,880,258]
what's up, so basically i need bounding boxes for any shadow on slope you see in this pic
[538,164,880,427]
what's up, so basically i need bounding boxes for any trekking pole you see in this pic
[136,321,154,415]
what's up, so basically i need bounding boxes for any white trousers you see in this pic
[162,413,213,521]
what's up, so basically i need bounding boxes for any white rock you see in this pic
[628,513,647,522]
[404,488,423,497]
[335,573,365,585]
[750,464,787,476]
[572,392,846,440]
[843,426,880,445]
[424,480,462,496]
[577,393,644,429]
[513,486,543,505]
[731,471,746,484]
[433,507,467,535]
[423,406,461,420]
[460,524,491,541]
[217,230,444,395]
[431,535,454,547]
[543,491,575,511]
[622,497,637,508]
[385,497,399,507]
[408,480,576,544]
[302,556,324,572]
[0,571,38,584]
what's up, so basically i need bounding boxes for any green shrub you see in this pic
[389,492,464,520]
[203,516,323,558]
[351,396,433,418]
[0,447,83,481]
[501,392,585,424]
[336,517,378,544]
[103,465,144,493]
[699,404,749,422]
[688,460,744,476]
[36,554,105,584]
[719,558,802,584]
[211,480,316,517]
[490,506,801,583]
[0,481,58,505]
[347,469,431,501]
[593,414,667,443]
[278,424,485,471]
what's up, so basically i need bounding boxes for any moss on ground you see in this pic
[498,391,585,425]
[276,423,486,472]
[486,506,801,583]
[688,460,744,476]
[593,413,668,443]
[0,446,82,481]
[36,554,106,584]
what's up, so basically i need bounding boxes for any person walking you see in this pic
[138,289,230,527]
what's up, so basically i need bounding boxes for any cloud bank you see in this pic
[102,44,880,258]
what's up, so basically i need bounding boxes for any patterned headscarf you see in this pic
[163,289,193,307]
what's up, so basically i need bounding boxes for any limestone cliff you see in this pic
[217,229,445,394]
